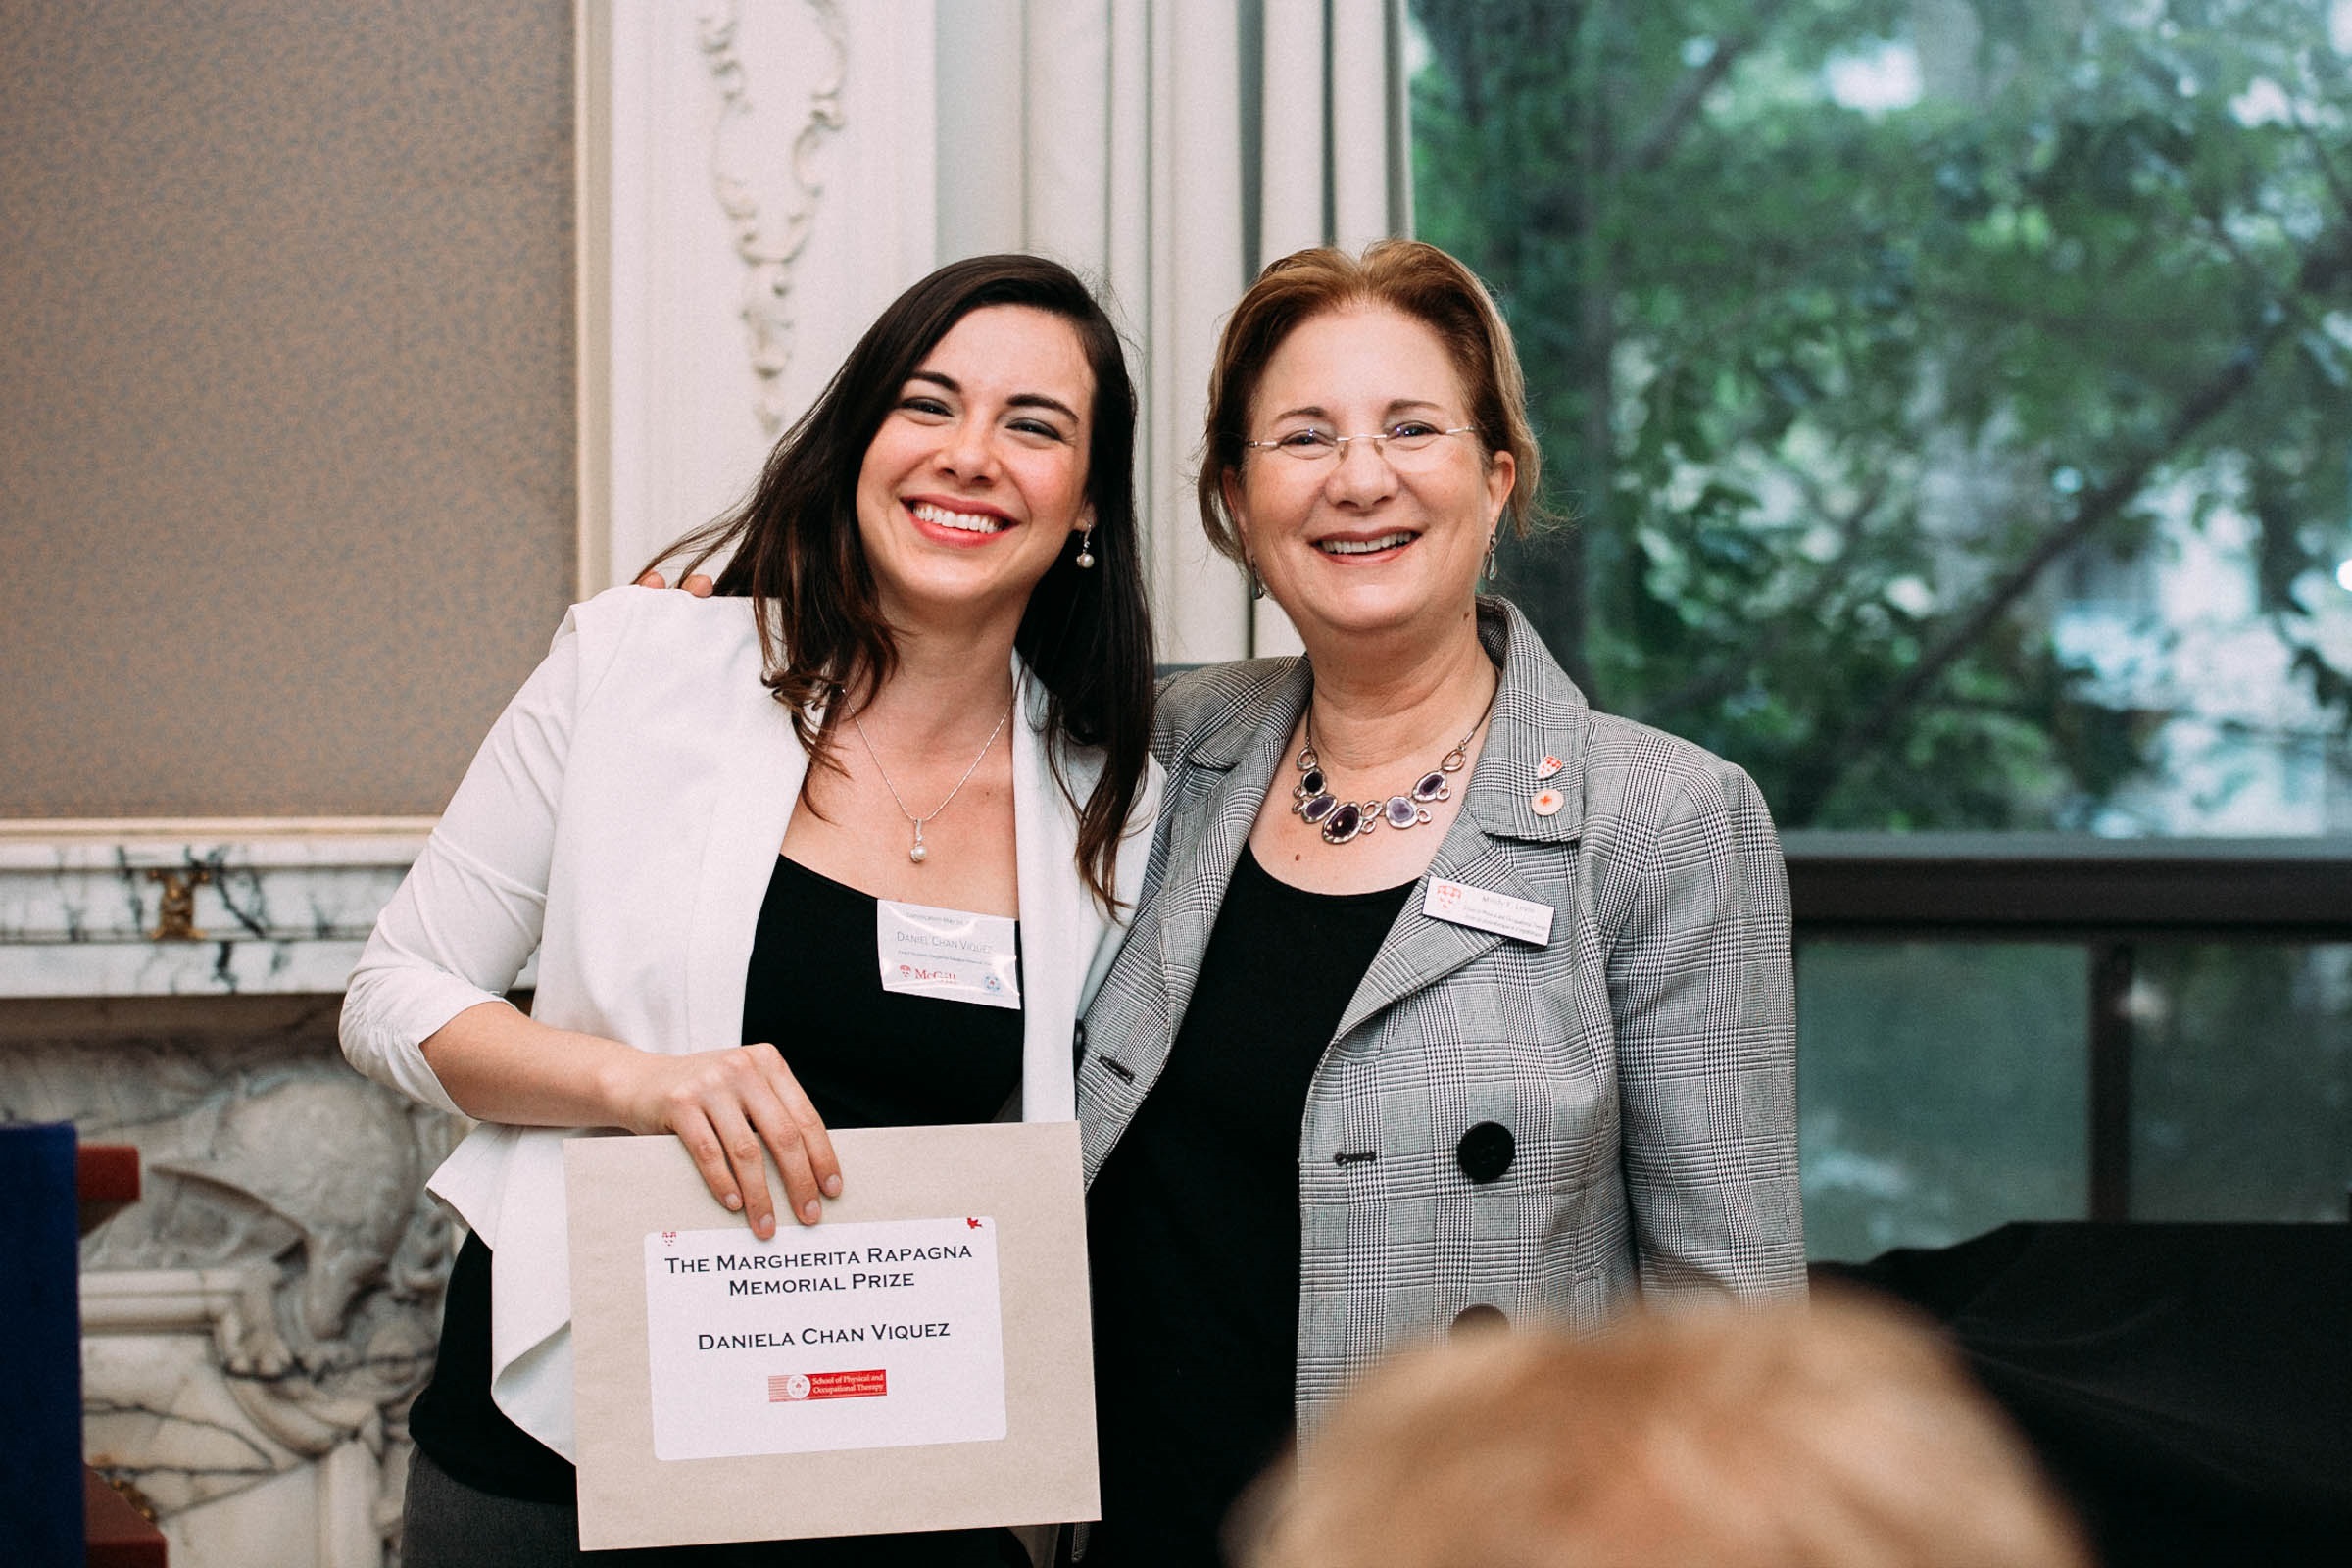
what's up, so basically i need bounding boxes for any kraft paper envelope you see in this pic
[564,1122,1097,1550]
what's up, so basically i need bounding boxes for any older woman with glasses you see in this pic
[1073,241,1805,1566]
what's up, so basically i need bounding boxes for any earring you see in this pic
[1074,526,1096,569]
[1247,559,1266,600]
[1482,531,1499,582]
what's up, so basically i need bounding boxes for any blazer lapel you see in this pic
[683,632,810,1055]
[1152,662,1313,1048]
[1333,832,1545,1042]
[1011,660,1085,1123]
[1333,598,1592,1043]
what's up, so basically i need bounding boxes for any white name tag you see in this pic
[877,900,1020,1010]
[1422,878,1554,945]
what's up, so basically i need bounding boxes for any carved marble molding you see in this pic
[697,0,847,433]
[3,1004,464,1567]
[0,820,539,1000]
[83,1266,415,1520]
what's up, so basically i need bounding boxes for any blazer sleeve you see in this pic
[339,602,615,1114]
[1607,758,1807,1301]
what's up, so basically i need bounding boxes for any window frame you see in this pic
[1788,833,2352,1222]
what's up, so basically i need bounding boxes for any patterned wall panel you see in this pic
[0,0,574,817]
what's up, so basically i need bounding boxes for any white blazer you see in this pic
[341,585,1157,1460]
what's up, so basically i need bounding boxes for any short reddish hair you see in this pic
[1197,240,1541,562]
[1239,1293,2091,1568]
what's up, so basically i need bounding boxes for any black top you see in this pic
[741,856,1025,1130]
[1086,845,1413,1567]
[409,855,1024,1556]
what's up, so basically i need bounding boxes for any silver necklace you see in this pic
[1291,698,1492,846]
[850,698,1013,863]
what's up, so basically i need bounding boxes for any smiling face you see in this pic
[1226,304,1515,651]
[854,304,1097,636]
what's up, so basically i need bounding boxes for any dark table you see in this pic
[1817,1222,2350,1567]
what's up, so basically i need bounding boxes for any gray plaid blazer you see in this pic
[1077,597,1804,1427]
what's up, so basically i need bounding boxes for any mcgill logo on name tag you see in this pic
[877,900,1021,1009]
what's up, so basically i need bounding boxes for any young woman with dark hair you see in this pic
[343,254,1158,1566]
[659,255,1153,905]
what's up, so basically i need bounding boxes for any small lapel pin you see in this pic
[1537,755,1563,780]
[1531,787,1565,817]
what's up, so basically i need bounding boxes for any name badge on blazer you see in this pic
[1423,878,1554,945]
[877,900,1021,1010]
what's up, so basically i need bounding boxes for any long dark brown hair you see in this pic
[653,254,1153,911]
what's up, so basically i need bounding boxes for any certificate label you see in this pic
[643,1215,1006,1461]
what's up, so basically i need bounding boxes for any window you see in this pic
[1408,0,2352,1255]
[1409,0,2352,833]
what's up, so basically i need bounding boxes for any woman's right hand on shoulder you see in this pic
[610,1042,841,1237]
[634,569,715,595]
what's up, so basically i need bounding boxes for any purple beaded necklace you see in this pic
[1289,695,1493,846]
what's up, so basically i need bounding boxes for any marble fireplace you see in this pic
[0,822,480,1568]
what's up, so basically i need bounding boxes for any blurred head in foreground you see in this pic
[1239,1292,2090,1568]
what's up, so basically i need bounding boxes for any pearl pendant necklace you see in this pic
[850,698,1013,863]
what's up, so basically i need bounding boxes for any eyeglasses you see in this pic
[1241,422,1481,466]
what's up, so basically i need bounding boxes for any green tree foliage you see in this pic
[1411,0,2352,827]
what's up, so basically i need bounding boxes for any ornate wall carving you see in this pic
[697,0,847,433]
[3,991,461,1568]
[590,0,932,591]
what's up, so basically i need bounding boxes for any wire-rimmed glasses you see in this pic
[1241,422,1481,467]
